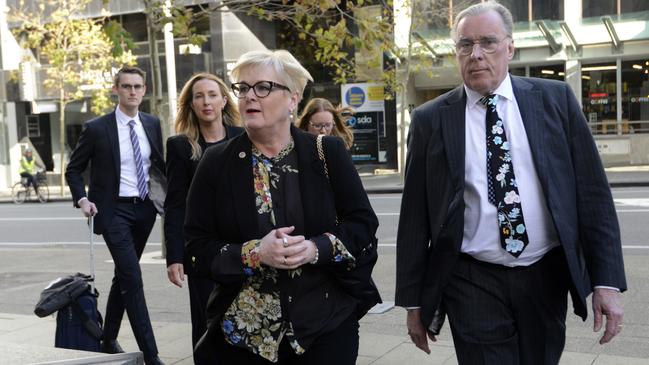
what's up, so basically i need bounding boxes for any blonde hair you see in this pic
[175,73,241,160]
[297,98,354,150]
[230,49,313,109]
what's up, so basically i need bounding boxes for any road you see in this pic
[0,187,648,359]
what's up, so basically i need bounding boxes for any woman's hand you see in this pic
[167,263,185,288]
[258,226,313,269]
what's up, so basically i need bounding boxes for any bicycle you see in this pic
[12,171,50,204]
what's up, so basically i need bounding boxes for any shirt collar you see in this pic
[465,73,514,108]
[115,107,141,127]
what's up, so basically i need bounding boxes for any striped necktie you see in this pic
[128,120,148,200]
[480,94,529,257]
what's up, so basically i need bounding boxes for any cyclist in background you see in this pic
[18,149,42,193]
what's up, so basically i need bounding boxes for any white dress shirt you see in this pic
[461,75,559,267]
[115,107,152,197]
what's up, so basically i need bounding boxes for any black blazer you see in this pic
[185,126,379,349]
[163,125,244,268]
[66,111,165,234]
[395,76,627,328]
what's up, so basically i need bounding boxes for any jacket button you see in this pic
[288,296,292,303]
[325,292,329,299]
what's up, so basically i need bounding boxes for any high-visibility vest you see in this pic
[18,157,36,174]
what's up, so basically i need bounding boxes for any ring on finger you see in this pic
[282,237,289,248]
[283,257,287,265]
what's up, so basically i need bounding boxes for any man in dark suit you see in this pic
[66,66,165,365]
[395,2,626,364]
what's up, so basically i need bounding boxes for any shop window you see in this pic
[581,62,617,135]
[621,0,649,13]
[622,59,649,134]
[530,64,565,81]
[532,0,563,20]
[583,0,616,18]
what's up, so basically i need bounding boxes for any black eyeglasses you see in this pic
[120,83,144,91]
[231,81,291,98]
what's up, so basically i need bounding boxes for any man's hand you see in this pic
[593,287,624,344]
[167,263,185,288]
[79,198,98,217]
[406,308,437,354]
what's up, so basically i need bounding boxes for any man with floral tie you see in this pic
[395,2,626,364]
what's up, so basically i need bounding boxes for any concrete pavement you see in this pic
[2,308,649,365]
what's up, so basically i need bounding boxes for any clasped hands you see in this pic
[258,226,317,270]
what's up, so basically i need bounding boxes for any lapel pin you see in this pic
[239,151,246,158]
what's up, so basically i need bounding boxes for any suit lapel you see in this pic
[229,135,259,239]
[105,112,120,179]
[511,76,548,188]
[440,86,467,191]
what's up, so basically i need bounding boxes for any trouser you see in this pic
[188,274,214,350]
[444,247,570,365]
[20,172,37,189]
[102,198,158,360]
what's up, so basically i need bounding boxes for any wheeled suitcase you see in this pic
[53,216,104,351]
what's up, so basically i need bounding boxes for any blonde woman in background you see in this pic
[296,97,354,150]
[163,72,243,355]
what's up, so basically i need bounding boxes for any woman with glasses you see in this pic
[296,98,354,150]
[163,73,243,355]
[185,50,380,364]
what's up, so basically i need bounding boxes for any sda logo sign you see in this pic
[345,86,366,108]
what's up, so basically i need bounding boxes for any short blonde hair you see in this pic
[230,50,313,101]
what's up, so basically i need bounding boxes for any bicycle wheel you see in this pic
[11,182,27,204]
[36,183,50,203]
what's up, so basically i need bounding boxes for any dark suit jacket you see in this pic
[66,111,165,234]
[395,75,627,328]
[184,126,379,350]
[163,125,244,268]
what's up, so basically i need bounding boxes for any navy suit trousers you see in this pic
[102,198,158,360]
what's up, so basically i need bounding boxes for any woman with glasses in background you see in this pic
[163,73,243,357]
[296,98,354,150]
[184,50,379,364]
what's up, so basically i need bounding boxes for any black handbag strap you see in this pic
[70,299,103,340]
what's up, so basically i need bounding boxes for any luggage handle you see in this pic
[88,216,95,292]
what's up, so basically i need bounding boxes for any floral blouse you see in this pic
[220,139,355,362]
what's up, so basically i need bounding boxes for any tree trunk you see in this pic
[145,6,162,117]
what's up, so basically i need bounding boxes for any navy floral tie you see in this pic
[481,94,528,257]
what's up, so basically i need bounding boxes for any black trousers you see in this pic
[20,172,37,189]
[188,274,214,349]
[102,198,158,360]
[443,247,569,365]
[206,314,359,365]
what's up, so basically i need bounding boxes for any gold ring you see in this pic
[282,237,289,247]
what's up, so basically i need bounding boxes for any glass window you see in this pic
[529,64,565,81]
[581,62,618,135]
[498,0,529,22]
[621,0,649,13]
[510,67,526,77]
[621,59,649,134]
[532,0,563,20]
[583,0,616,18]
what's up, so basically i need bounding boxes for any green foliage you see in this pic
[104,20,138,58]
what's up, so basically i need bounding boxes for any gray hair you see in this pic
[451,1,514,41]
[230,49,313,101]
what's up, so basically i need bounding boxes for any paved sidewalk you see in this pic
[1,311,648,365]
